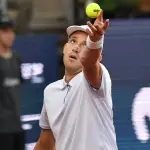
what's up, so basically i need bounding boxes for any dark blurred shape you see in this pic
[0,1,25,149]
[136,0,150,18]
[0,15,13,29]
[96,0,117,18]
[8,0,33,34]
[76,0,150,21]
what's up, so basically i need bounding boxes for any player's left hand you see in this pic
[86,11,109,42]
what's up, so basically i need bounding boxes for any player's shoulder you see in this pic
[44,79,63,94]
[100,63,108,71]
[100,63,112,91]
[100,63,110,78]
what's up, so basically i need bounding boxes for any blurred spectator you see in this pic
[114,0,137,18]
[97,0,150,19]
[136,0,150,18]
[97,0,118,18]
[0,2,25,149]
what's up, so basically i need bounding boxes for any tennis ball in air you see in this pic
[86,3,102,18]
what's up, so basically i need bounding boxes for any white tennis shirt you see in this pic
[40,63,118,150]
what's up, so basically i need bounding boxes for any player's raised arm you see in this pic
[80,11,109,89]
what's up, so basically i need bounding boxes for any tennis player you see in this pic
[0,15,25,149]
[34,11,118,150]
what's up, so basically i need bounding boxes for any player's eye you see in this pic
[70,39,76,44]
[68,37,77,44]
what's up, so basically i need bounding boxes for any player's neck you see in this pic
[65,70,81,84]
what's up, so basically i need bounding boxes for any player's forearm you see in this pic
[80,36,103,89]
[80,47,101,69]
[80,36,103,68]
[80,45,102,89]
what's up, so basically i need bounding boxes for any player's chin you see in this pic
[69,63,82,69]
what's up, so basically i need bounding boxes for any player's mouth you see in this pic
[69,55,77,60]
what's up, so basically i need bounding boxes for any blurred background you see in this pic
[6,0,150,149]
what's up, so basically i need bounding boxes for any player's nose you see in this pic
[72,45,79,53]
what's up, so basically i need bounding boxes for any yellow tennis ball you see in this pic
[86,3,102,18]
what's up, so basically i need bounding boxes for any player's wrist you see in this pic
[86,35,104,49]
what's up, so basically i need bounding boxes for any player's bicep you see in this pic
[34,129,55,150]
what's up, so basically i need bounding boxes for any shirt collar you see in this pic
[60,72,82,89]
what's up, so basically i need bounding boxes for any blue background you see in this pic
[13,34,59,144]
[13,19,150,149]
[103,19,150,149]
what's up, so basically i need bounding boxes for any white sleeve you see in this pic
[100,64,112,100]
[82,63,112,108]
[83,63,111,96]
[39,103,50,129]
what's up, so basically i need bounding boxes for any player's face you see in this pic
[0,28,15,48]
[63,31,88,74]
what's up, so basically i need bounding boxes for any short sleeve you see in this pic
[83,64,111,95]
[100,64,112,97]
[82,63,112,108]
[39,103,50,129]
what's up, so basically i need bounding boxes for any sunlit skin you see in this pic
[63,11,109,85]
[63,31,88,75]
[63,31,103,84]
